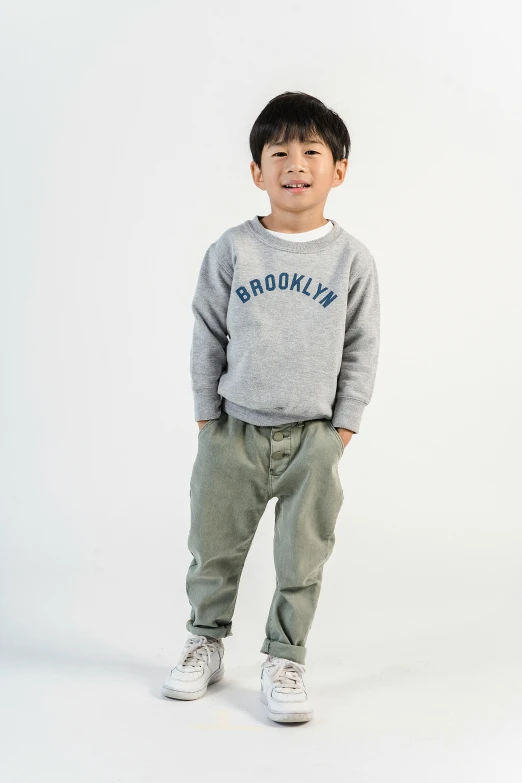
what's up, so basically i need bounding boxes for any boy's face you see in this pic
[250,134,347,214]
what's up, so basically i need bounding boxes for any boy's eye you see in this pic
[273,150,318,157]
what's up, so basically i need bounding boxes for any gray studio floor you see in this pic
[2,534,521,783]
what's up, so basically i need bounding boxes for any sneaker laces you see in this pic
[176,635,221,671]
[262,655,306,693]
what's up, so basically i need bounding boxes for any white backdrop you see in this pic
[1,1,521,781]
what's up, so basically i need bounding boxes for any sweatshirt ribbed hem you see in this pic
[222,397,310,426]
[193,388,223,421]
[222,396,367,432]
[330,397,367,433]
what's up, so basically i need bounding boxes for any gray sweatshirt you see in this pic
[190,215,380,433]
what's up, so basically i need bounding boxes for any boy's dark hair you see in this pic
[249,91,350,169]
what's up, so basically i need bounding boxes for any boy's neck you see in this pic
[259,210,329,234]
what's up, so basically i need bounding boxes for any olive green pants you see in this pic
[186,410,345,664]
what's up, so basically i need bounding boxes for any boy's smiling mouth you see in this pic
[282,181,311,193]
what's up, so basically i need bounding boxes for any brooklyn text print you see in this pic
[235,271,338,308]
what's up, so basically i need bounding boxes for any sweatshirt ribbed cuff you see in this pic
[332,397,367,434]
[193,388,222,421]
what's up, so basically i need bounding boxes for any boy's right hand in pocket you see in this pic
[197,420,210,431]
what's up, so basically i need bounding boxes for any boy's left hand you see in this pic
[336,427,354,449]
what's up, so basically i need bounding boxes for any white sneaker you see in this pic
[162,634,225,700]
[260,654,313,722]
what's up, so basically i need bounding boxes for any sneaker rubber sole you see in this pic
[162,665,225,701]
[260,690,313,722]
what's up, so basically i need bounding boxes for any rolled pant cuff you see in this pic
[186,620,233,639]
[260,638,306,664]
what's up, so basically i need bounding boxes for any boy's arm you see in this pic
[190,243,232,422]
[332,252,380,434]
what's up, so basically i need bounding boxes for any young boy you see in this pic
[162,91,380,723]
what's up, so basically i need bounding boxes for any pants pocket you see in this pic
[197,416,220,439]
[325,420,345,455]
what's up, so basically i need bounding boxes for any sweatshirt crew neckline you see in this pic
[246,215,344,254]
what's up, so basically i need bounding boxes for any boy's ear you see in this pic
[250,160,266,191]
[332,158,348,187]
